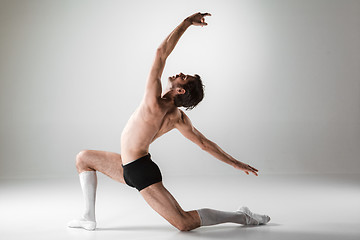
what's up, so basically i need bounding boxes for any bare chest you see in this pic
[151,111,178,142]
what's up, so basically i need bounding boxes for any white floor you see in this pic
[1,174,359,240]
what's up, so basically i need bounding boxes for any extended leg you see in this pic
[68,150,125,230]
[140,182,270,231]
[140,182,201,231]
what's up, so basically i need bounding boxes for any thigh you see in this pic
[140,182,200,230]
[81,150,125,183]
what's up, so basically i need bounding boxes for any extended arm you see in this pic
[158,19,191,60]
[175,111,259,176]
[144,13,211,103]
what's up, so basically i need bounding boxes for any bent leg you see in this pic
[69,150,125,230]
[140,182,201,231]
[76,150,125,183]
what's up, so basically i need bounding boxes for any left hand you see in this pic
[233,161,259,176]
[185,12,211,26]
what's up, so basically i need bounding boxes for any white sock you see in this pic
[197,206,270,226]
[238,206,271,225]
[68,171,97,231]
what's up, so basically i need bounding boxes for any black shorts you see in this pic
[122,153,162,191]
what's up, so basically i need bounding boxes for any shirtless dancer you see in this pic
[68,12,270,231]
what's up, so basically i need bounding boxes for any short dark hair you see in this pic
[174,74,204,110]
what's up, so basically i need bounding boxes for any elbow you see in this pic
[156,47,164,55]
[156,47,167,61]
[200,139,210,151]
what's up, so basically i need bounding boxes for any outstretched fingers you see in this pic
[201,12,212,17]
[233,161,259,176]
[246,164,259,176]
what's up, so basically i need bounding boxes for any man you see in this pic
[68,12,270,231]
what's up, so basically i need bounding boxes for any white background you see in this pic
[0,0,359,178]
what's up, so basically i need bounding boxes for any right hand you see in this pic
[185,12,211,26]
[233,160,259,176]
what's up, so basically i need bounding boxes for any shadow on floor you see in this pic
[174,224,359,240]
[97,223,359,240]
[96,225,172,232]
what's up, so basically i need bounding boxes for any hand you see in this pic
[233,160,259,176]
[185,12,211,26]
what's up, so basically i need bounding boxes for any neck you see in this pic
[161,90,177,109]
[161,89,174,100]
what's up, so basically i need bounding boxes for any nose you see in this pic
[175,73,184,78]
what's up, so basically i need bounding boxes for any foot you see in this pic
[237,206,270,225]
[67,218,96,231]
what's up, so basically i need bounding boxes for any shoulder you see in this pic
[174,109,192,129]
[174,109,185,122]
[160,108,186,127]
[165,108,182,122]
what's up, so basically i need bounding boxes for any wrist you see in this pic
[229,158,237,168]
[183,18,192,27]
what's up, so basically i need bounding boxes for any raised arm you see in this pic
[175,110,259,176]
[144,12,211,103]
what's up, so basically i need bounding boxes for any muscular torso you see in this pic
[120,98,181,164]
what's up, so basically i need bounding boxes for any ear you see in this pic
[176,87,186,95]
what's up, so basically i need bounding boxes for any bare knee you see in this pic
[75,150,93,172]
[174,212,200,232]
[175,221,196,232]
